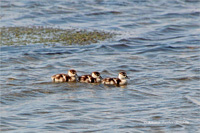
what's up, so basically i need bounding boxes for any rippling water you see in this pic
[1,0,200,132]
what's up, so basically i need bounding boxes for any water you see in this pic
[1,0,200,132]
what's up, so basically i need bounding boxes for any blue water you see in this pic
[1,0,200,132]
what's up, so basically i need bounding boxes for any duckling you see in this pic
[51,69,78,82]
[79,71,102,83]
[102,72,129,85]
[91,72,102,83]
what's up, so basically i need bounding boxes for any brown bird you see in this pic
[51,69,78,82]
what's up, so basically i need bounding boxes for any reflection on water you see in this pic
[1,0,200,132]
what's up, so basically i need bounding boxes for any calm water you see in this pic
[1,0,200,132]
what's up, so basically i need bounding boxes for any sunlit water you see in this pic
[1,0,200,132]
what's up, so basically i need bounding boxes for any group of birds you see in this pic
[51,69,129,86]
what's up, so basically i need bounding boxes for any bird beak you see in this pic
[126,76,130,79]
[100,76,103,79]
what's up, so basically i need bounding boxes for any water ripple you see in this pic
[1,0,200,132]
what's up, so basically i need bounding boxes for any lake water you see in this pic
[1,0,200,132]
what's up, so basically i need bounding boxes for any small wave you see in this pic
[96,44,115,52]
[109,44,132,52]
[185,96,200,106]
[161,27,184,33]
[32,49,72,55]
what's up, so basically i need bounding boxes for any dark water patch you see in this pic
[57,119,100,125]
[121,23,140,29]
[175,39,200,45]
[18,112,36,116]
[1,116,28,122]
[184,0,200,3]
[86,11,122,16]
[164,45,189,50]
[117,65,129,69]
[129,69,141,72]
[136,46,174,54]
[39,51,72,55]
[130,37,153,42]
[32,48,72,55]
[2,90,37,100]
[1,87,57,105]
[190,68,200,73]
[171,76,200,81]
[160,11,200,19]
[22,54,41,62]
[118,38,131,42]
[32,89,56,95]
[0,2,25,8]
[159,25,186,33]
[81,128,108,132]
[38,64,56,70]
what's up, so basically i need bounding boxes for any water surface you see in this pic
[1,0,200,132]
